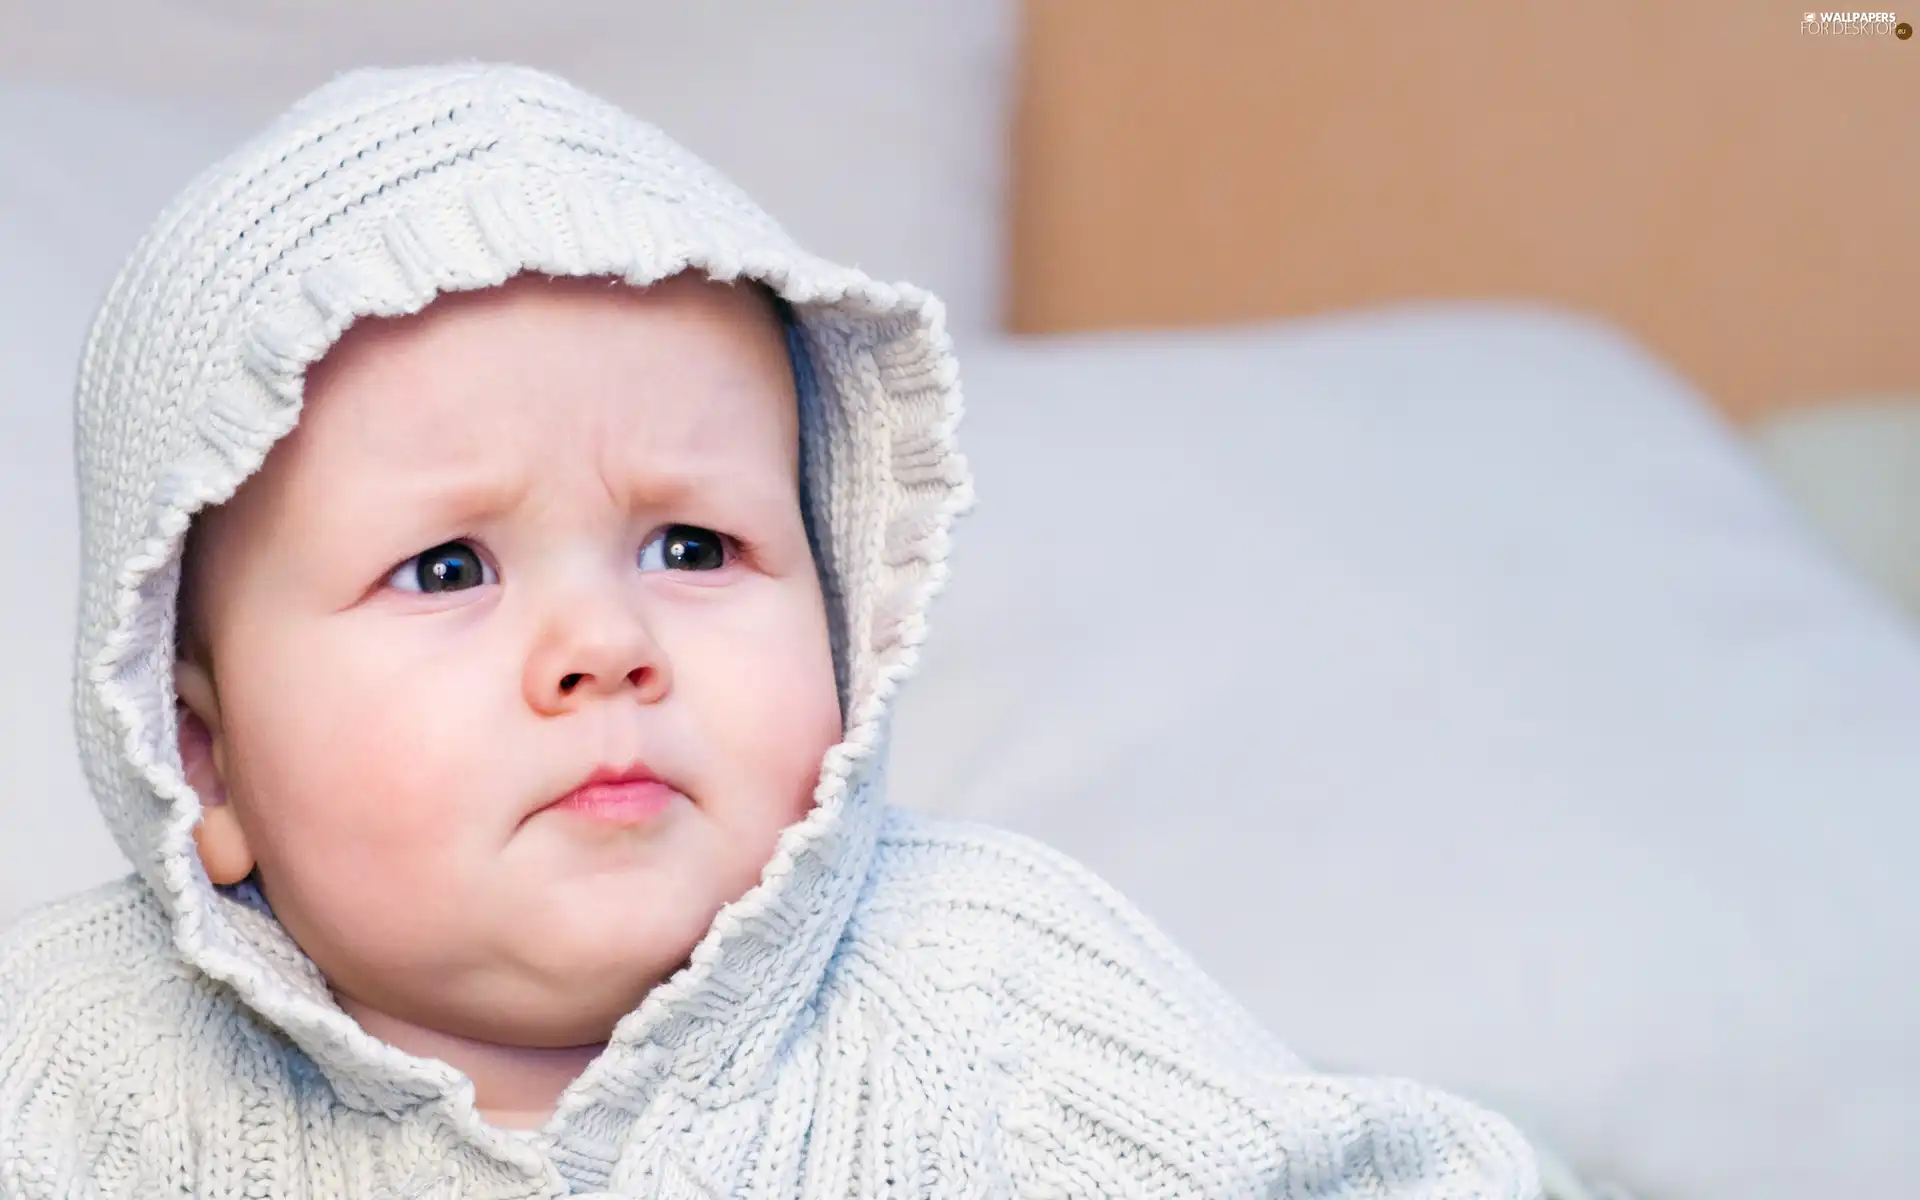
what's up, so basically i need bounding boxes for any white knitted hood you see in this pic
[70,63,971,1115]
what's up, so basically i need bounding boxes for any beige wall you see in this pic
[1010,1,1920,423]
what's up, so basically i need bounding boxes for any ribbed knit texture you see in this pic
[0,63,1543,1198]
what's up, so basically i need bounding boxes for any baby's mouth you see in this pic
[530,760,678,826]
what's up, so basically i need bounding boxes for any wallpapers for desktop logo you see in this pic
[1802,10,1911,36]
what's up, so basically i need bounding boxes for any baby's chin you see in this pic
[504,804,772,944]
[447,973,683,1049]
[486,877,765,1038]
[340,933,702,1051]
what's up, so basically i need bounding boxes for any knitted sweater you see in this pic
[0,64,1543,1199]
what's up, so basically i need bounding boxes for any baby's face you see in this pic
[175,272,842,1048]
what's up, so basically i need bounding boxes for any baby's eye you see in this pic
[638,524,729,572]
[387,540,497,594]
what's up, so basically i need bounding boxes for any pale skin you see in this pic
[173,272,844,1130]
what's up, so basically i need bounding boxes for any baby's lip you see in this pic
[569,761,663,792]
[530,759,669,820]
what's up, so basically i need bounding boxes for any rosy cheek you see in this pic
[242,627,502,868]
[705,626,840,809]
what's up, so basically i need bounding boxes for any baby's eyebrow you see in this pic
[370,471,530,526]
[340,459,794,528]
[628,465,800,525]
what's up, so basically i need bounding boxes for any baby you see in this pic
[0,64,1544,1198]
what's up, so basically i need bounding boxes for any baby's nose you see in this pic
[557,665,650,696]
[524,609,670,715]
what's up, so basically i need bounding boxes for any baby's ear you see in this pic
[174,660,255,886]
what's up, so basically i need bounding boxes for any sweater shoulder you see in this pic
[0,874,188,1011]
[0,875,210,1075]
[860,810,1543,1198]
[866,808,1175,959]
[0,877,242,1194]
[865,808,1295,1065]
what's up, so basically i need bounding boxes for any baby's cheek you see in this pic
[251,637,503,866]
[241,643,517,972]
[698,619,841,813]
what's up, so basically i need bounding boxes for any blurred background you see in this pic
[3,3,1918,1198]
